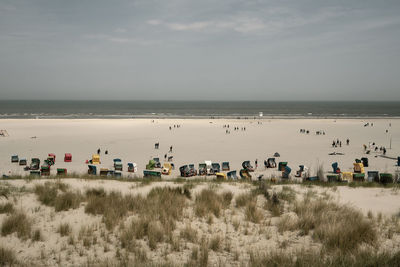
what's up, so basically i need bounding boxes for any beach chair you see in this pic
[355,159,362,164]
[19,158,27,166]
[239,169,252,179]
[11,155,19,163]
[222,162,230,171]
[189,164,197,176]
[282,166,291,179]
[162,163,172,175]
[265,158,277,168]
[179,165,190,177]
[205,161,213,175]
[353,173,365,182]
[143,170,161,178]
[114,171,122,178]
[107,170,115,177]
[168,156,173,162]
[341,172,353,182]
[274,152,280,157]
[92,154,100,164]
[57,168,67,176]
[88,165,97,175]
[30,158,40,170]
[327,174,339,182]
[295,165,304,177]
[227,170,237,179]
[242,161,254,172]
[127,163,137,173]
[40,165,50,176]
[332,162,340,173]
[198,163,207,175]
[361,157,369,167]
[114,159,123,171]
[278,162,287,171]
[353,163,365,174]
[47,154,56,165]
[146,160,156,170]
[380,173,393,184]
[64,153,72,162]
[216,172,227,180]
[100,168,108,176]
[397,157,400,167]
[153,158,161,168]
[367,171,379,182]
[211,163,221,173]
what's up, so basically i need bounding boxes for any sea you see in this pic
[0,100,399,119]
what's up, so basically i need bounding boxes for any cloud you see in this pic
[167,21,212,31]
[83,34,154,45]
[114,28,127,33]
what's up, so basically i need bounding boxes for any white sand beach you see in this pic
[0,118,398,178]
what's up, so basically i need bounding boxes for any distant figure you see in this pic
[169,126,172,130]
[255,159,258,169]
[105,150,108,155]
[363,144,367,151]
[339,141,342,147]
[346,139,350,145]
[169,146,173,153]
[386,129,388,133]
[383,147,387,155]
[155,142,159,149]
[97,148,100,155]
[164,154,167,160]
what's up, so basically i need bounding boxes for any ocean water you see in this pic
[0,101,399,119]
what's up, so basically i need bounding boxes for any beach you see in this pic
[0,118,398,178]
[1,118,400,266]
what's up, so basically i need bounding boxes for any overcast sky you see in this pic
[0,0,399,101]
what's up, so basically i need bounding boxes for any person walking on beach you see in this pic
[97,148,100,155]
[169,146,173,153]
[164,154,167,160]
[255,159,258,169]
[346,139,350,145]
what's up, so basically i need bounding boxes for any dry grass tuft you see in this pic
[1,211,32,239]
[235,192,256,208]
[264,193,283,217]
[0,202,13,214]
[245,201,263,223]
[293,198,377,251]
[57,223,71,237]
[0,246,18,266]
[195,189,230,218]
[209,235,222,251]
[34,182,83,211]
[180,224,198,243]
[120,187,189,250]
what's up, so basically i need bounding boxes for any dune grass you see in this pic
[0,246,18,266]
[34,182,83,211]
[1,211,32,240]
[119,187,189,250]
[0,202,14,214]
[57,223,71,237]
[250,249,400,267]
[194,189,232,218]
[292,197,377,251]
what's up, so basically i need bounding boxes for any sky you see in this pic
[0,0,400,101]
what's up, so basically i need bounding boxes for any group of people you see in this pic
[169,125,181,130]
[331,138,350,148]
[299,129,310,134]
[223,125,247,134]
[97,148,108,155]
[364,142,387,155]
